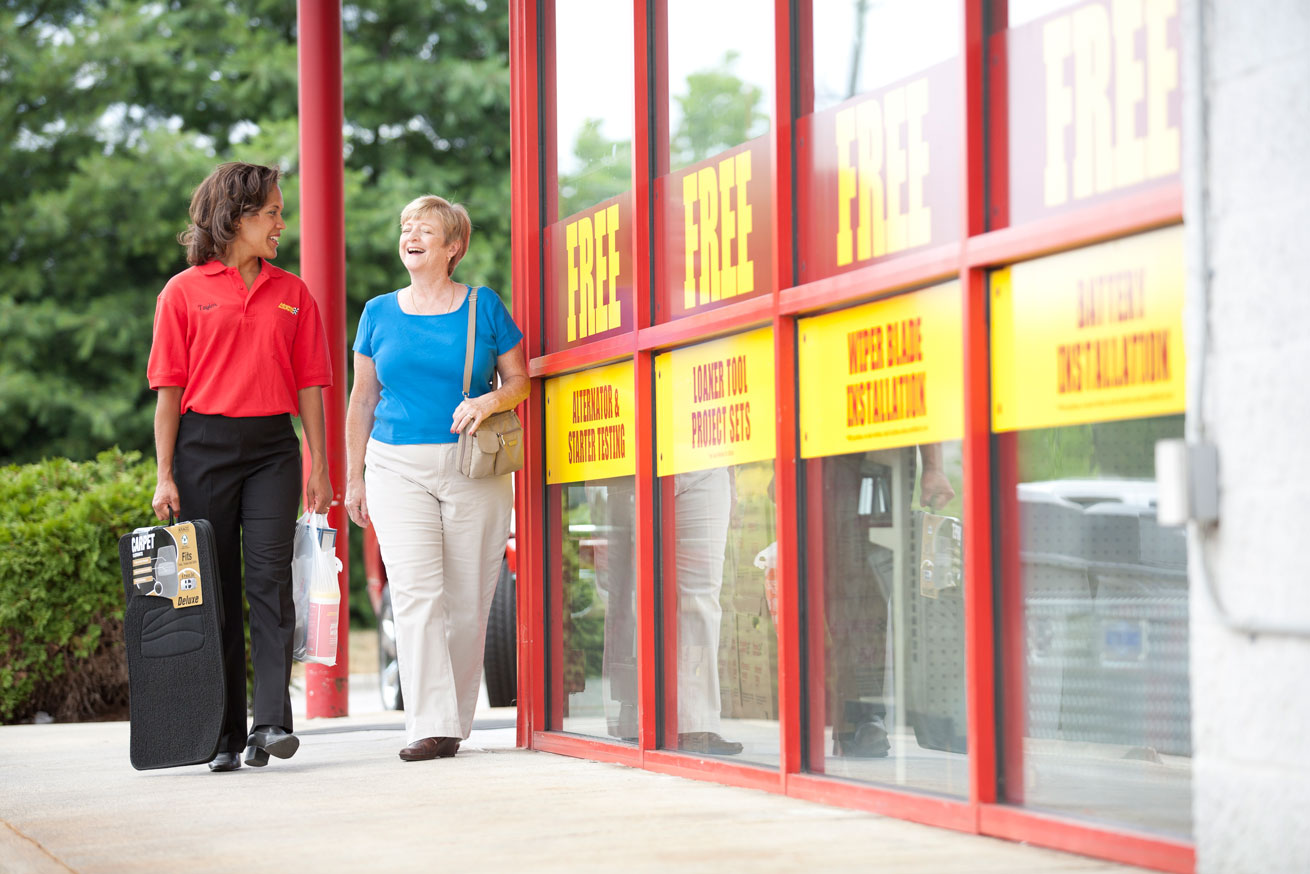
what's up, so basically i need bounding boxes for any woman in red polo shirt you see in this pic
[147,162,333,773]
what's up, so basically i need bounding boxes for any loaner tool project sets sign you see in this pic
[656,327,776,476]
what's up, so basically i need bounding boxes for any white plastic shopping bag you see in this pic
[292,512,342,666]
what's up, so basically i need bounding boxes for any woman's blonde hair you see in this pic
[400,195,471,275]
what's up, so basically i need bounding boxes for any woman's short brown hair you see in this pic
[179,162,281,266]
[400,195,471,275]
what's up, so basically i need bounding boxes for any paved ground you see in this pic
[0,676,1153,874]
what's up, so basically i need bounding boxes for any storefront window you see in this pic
[548,0,633,221]
[991,227,1191,836]
[810,0,959,114]
[654,0,774,323]
[549,478,639,740]
[798,281,968,794]
[543,0,636,353]
[656,328,778,765]
[1001,416,1190,835]
[545,363,638,740]
[796,0,962,284]
[997,0,1181,228]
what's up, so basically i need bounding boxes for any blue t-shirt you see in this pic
[353,286,523,445]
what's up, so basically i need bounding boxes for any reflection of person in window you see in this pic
[673,468,743,755]
[590,470,742,754]
[824,443,954,758]
[586,479,638,741]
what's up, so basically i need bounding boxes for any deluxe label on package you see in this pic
[128,523,204,609]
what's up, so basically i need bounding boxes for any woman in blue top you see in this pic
[344,195,527,761]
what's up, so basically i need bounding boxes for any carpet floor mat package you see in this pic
[119,520,226,770]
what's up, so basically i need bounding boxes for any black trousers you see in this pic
[175,412,301,752]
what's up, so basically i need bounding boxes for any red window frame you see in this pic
[509,2,1191,871]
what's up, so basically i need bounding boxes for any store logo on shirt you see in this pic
[278,303,299,315]
[197,303,218,311]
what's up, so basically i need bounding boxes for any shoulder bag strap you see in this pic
[462,286,478,399]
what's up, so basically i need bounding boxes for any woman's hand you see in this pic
[450,394,498,435]
[345,476,370,528]
[305,466,333,515]
[919,468,956,511]
[152,476,180,521]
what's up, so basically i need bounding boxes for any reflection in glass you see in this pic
[663,460,777,764]
[810,0,959,113]
[552,477,638,741]
[665,0,772,172]
[807,443,969,796]
[1007,415,1191,837]
[552,0,633,219]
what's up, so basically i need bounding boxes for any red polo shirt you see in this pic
[148,260,332,416]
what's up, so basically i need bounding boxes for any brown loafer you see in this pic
[678,731,744,756]
[399,736,460,761]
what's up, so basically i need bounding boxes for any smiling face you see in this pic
[232,188,286,262]
[399,212,460,277]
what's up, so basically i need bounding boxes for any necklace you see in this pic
[407,284,462,315]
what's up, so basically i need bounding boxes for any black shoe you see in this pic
[835,718,890,758]
[678,731,744,756]
[244,725,299,766]
[208,751,241,772]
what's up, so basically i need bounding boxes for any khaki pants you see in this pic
[365,439,512,743]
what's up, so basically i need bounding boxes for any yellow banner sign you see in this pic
[991,225,1185,432]
[798,281,964,458]
[545,360,636,484]
[655,327,776,477]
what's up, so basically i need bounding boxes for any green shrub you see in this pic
[0,449,154,724]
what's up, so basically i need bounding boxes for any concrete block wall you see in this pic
[1185,2,1310,871]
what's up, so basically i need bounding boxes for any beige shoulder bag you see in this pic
[455,287,524,478]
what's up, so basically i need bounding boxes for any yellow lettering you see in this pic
[905,77,931,248]
[1043,16,1073,206]
[857,98,885,260]
[593,208,609,333]
[579,215,594,339]
[1145,0,1179,177]
[835,107,855,267]
[605,203,621,329]
[884,86,907,253]
[718,154,737,299]
[1072,4,1114,199]
[735,151,754,296]
[1113,0,1146,188]
[566,221,578,342]
[683,172,699,310]
[697,166,719,303]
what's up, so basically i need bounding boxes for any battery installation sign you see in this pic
[991,225,1185,431]
[798,281,963,458]
[544,360,635,484]
[655,327,775,476]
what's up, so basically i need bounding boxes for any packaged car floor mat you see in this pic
[902,511,968,754]
[118,520,226,770]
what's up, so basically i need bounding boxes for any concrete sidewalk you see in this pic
[1,684,1151,874]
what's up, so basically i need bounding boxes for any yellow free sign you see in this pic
[545,360,635,484]
[991,225,1185,432]
[799,281,964,458]
[656,327,776,477]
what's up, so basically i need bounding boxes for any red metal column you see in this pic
[960,0,996,812]
[297,0,349,718]
[771,0,799,786]
[509,0,544,747]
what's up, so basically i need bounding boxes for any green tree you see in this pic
[670,51,769,169]
[0,0,511,466]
